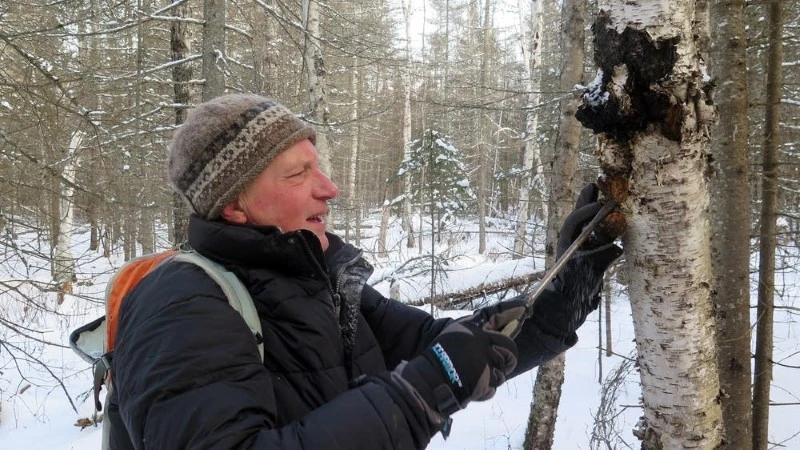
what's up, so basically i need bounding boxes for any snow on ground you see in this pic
[0,213,798,449]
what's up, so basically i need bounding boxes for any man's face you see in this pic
[226,139,339,250]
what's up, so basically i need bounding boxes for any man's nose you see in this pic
[315,170,340,200]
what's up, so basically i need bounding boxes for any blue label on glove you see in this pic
[432,343,462,388]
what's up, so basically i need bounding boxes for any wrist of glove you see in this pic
[532,245,618,340]
[394,300,524,420]
[535,183,623,340]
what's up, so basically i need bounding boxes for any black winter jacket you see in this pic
[109,216,573,449]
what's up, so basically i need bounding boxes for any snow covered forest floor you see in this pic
[1,212,798,449]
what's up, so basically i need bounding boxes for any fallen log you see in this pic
[408,270,545,309]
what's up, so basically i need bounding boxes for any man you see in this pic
[110,93,621,449]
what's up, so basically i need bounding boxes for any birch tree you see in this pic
[53,131,83,305]
[575,1,723,447]
[513,0,545,259]
[474,0,492,255]
[401,0,416,248]
[347,54,362,245]
[302,0,332,176]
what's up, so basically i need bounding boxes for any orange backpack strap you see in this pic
[105,250,179,352]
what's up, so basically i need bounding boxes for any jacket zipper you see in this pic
[295,234,339,314]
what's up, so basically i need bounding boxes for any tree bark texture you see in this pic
[576,2,723,448]
[513,0,542,260]
[202,0,226,101]
[303,0,332,177]
[526,0,585,446]
[54,132,82,303]
[752,1,783,448]
[524,353,565,450]
[171,0,191,245]
[477,0,491,256]
[708,0,752,446]
[401,0,415,249]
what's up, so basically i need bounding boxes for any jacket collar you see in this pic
[187,215,326,276]
[187,216,368,280]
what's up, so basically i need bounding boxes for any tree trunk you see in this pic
[303,0,332,175]
[301,0,334,232]
[513,0,545,260]
[605,276,612,357]
[253,0,277,93]
[171,0,191,245]
[401,0,415,248]
[708,0,752,446]
[54,132,83,304]
[378,192,391,258]
[525,0,585,446]
[575,1,724,447]
[525,353,565,450]
[88,144,99,252]
[202,0,226,101]
[138,212,154,254]
[347,55,361,245]
[476,0,492,255]
[752,1,783,448]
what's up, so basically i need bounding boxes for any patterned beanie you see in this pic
[168,94,316,220]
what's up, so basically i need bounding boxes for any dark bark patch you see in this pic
[575,11,680,141]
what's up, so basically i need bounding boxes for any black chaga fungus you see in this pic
[575,11,680,142]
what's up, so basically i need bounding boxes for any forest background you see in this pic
[0,0,798,448]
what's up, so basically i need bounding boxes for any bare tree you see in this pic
[513,0,546,260]
[401,0,416,248]
[524,0,586,447]
[203,0,227,100]
[475,0,493,255]
[171,0,192,245]
[302,0,332,173]
[753,1,784,448]
[708,0,753,446]
[53,132,83,304]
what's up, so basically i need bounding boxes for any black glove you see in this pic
[395,300,525,419]
[532,183,623,339]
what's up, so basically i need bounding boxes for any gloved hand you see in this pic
[395,300,525,420]
[532,183,623,340]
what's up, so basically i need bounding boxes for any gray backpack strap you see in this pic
[172,251,264,362]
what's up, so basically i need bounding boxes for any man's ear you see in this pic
[221,198,248,224]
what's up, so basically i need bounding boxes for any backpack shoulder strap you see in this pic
[171,251,264,362]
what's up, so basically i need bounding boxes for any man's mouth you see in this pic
[308,213,326,224]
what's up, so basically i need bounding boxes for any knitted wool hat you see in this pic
[168,94,316,220]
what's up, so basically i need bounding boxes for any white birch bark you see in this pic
[513,0,545,259]
[619,133,721,449]
[401,0,415,248]
[302,0,335,231]
[348,55,361,245]
[577,1,723,447]
[53,131,83,303]
[302,0,332,177]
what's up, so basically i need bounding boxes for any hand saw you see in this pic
[502,200,619,339]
